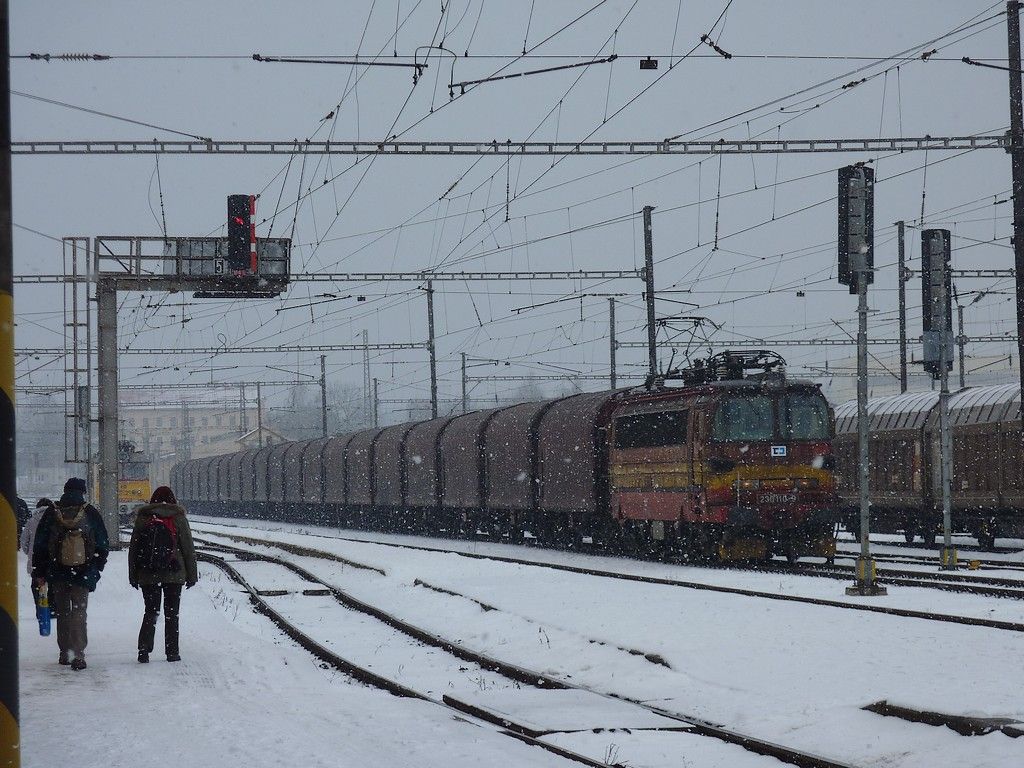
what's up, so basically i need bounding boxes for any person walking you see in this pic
[20,498,55,607]
[128,486,198,663]
[31,479,110,670]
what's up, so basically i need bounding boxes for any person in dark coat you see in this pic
[31,478,110,670]
[128,486,198,663]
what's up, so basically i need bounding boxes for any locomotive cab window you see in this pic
[712,395,773,441]
[782,392,830,439]
[614,410,688,448]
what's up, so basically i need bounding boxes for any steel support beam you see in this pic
[12,269,643,285]
[96,279,119,547]
[10,135,1010,156]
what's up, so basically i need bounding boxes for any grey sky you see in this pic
[10,1,1017,414]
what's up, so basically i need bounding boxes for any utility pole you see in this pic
[922,229,957,570]
[643,205,657,380]
[372,377,379,427]
[957,303,967,389]
[319,354,328,437]
[239,383,247,434]
[0,0,21,761]
[256,381,263,448]
[609,297,617,389]
[897,221,908,393]
[840,165,885,596]
[1008,0,1024,429]
[461,352,468,413]
[362,329,371,425]
[426,280,438,419]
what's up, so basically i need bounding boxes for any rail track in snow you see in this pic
[194,537,856,768]
[191,521,1024,635]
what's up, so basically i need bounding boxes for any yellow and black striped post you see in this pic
[0,1,20,765]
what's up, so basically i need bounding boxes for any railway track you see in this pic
[195,537,856,768]
[750,559,1024,599]
[192,521,1024,635]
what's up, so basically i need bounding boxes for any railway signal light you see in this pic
[227,194,257,275]
[837,165,874,293]
[921,228,953,377]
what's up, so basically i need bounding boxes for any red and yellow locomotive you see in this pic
[609,352,837,561]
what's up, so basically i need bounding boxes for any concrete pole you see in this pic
[609,297,617,389]
[256,381,263,448]
[938,252,956,570]
[460,353,468,413]
[897,221,908,393]
[0,0,21,758]
[1007,1,1024,431]
[372,377,379,428]
[847,269,885,595]
[239,383,246,433]
[362,329,370,422]
[96,278,120,547]
[426,280,438,419]
[957,303,967,390]
[319,354,328,437]
[642,206,657,380]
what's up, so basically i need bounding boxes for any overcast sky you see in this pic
[9,1,1019,414]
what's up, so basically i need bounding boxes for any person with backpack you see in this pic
[31,478,110,670]
[128,486,198,663]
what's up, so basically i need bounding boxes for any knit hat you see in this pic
[150,486,177,505]
[36,497,53,508]
[63,477,87,493]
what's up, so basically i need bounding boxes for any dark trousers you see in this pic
[50,582,89,656]
[138,583,182,656]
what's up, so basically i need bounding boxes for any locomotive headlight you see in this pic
[734,478,759,490]
[795,477,819,490]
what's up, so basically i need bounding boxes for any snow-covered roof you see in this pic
[834,383,1022,434]
[834,390,939,434]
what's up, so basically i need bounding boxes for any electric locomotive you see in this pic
[609,351,837,561]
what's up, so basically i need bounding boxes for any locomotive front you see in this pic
[699,380,837,560]
[608,352,838,562]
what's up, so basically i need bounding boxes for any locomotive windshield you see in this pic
[712,390,829,441]
[712,394,774,441]
[781,392,830,439]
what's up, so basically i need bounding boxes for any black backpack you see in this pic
[135,515,180,572]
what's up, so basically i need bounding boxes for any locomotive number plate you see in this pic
[770,445,787,457]
[758,492,798,505]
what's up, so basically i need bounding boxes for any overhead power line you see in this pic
[11,90,211,143]
[11,135,1009,156]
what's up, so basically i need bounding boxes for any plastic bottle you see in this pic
[36,583,51,637]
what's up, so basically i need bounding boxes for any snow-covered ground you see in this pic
[21,517,1024,767]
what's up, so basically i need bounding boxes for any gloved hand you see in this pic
[32,577,46,589]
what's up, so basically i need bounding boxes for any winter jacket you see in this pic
[19,506,50,576]
[31,493,110,592]
[128,503,198,587]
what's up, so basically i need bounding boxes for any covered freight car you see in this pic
[834,383,1024,547]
